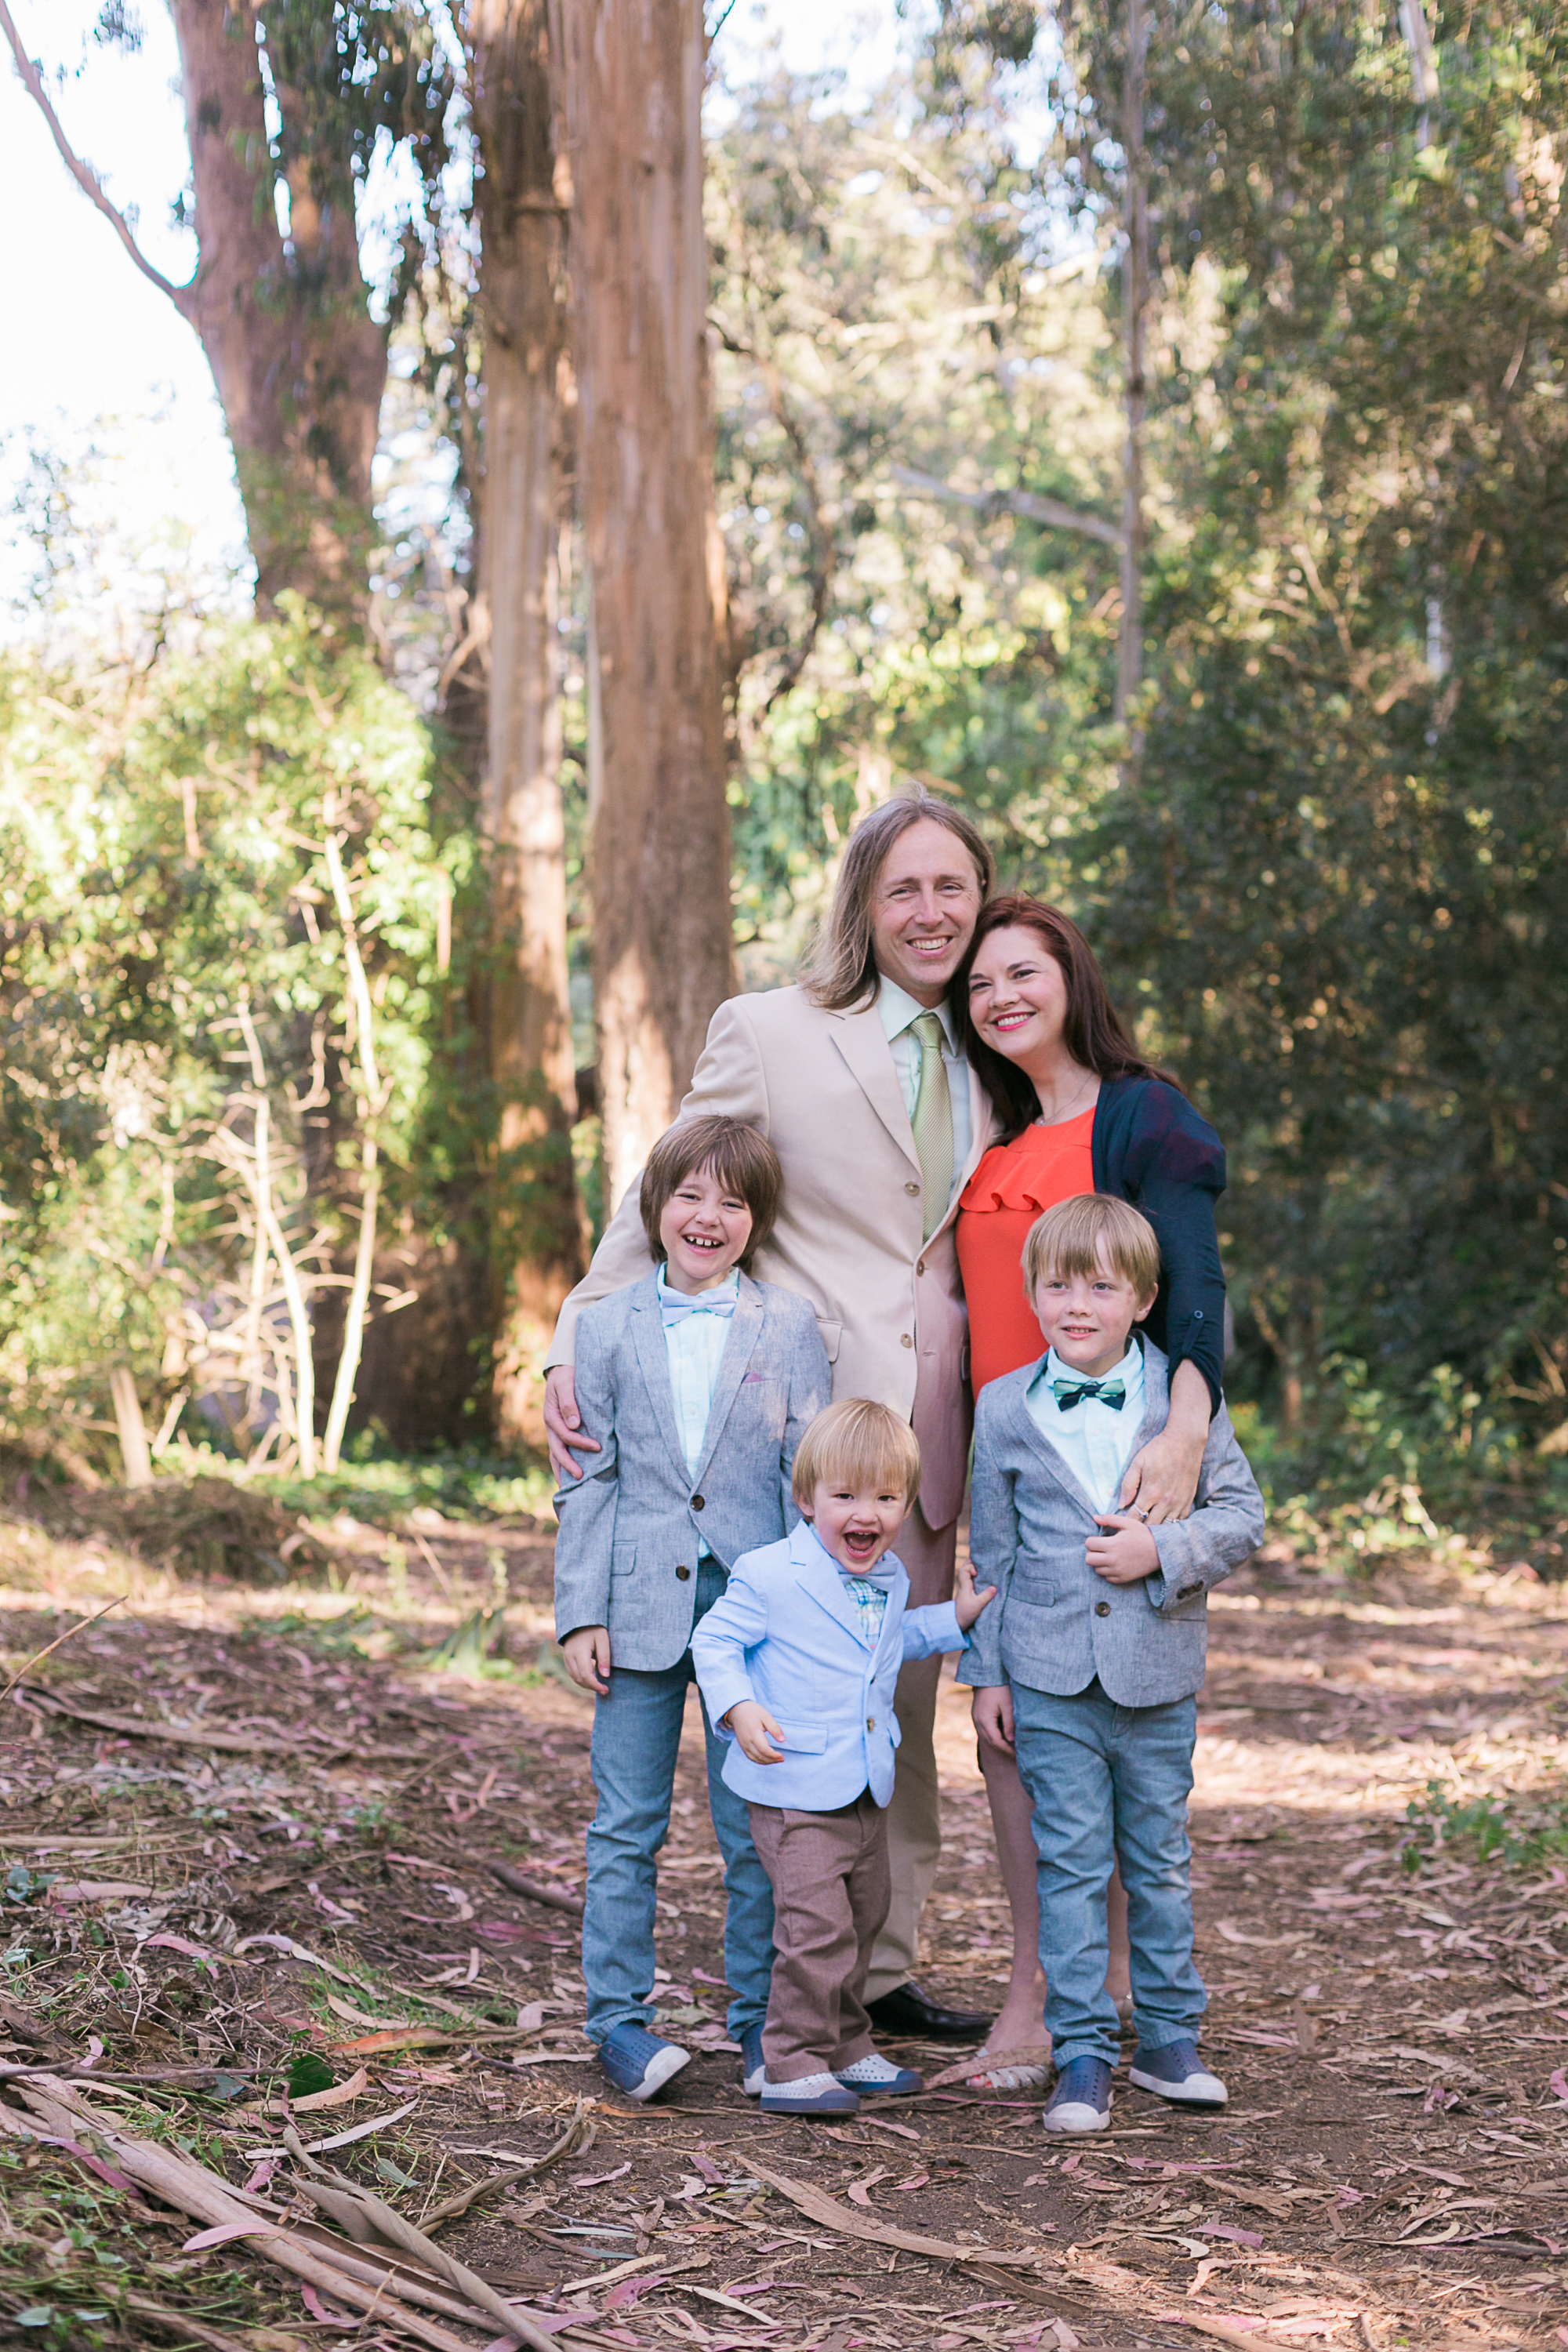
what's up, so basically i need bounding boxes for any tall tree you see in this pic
[1,0,451,624]
[554,0,735,1211]
[463,0,584,1442]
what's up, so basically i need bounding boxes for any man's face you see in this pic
[869,817,985,1006]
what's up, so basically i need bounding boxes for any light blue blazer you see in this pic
[691,1520,967,1810]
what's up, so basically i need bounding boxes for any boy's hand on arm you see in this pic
[545,1367,603,1483]
[721,1700,785,1766]
[1117,1358,1210,1521]
[562,1624,612,1695]
[971,1683,1015,1754]
[953,1556,998,1632]
[1087,1513,1161,1583]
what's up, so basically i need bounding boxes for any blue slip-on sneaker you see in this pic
[832,2053,923,2096]
[741,2024,768,2097]
[598,2022,691,2103]
[1042,2056,1114,2134]
[759,2070,860,2115]
[1130,2039,1227,2107]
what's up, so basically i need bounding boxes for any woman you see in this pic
[953,895,1228,2085]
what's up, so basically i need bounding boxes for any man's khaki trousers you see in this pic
[863,1497,957,2003]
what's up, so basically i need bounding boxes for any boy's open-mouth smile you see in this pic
[841,1528,880,1560]
[679,1232,724,1251]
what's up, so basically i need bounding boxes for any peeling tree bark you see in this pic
[465,0,586,1445]
[554,0,735,1212]
[1,0,387,623]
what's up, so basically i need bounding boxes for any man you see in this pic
[545,789,995,2038]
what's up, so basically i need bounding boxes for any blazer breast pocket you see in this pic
[610,1543,637,1580]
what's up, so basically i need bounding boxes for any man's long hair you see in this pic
[800,788,995,1011]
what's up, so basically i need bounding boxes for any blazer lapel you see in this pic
[1131,1340,1169,1460]
[926,1062,995,1245]
[790,1524,873,1650]
[629,1283,694,1486]
[692,1276,764,1486]
[829,1003,920,1174]
[869,1559,913,1675]
[1007,1377,1104,1521]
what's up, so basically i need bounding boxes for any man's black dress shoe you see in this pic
[864,1981,993,2041]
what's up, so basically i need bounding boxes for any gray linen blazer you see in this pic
[553,1269,832,1672]
[959,1342,1265,1709]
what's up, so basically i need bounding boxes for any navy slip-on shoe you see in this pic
[1042,2056,1114,2133]
[598,2022,691,2102]
[741,2024,767,2097]
[759,2070,860,2115]
[1130,2038,1227,2107]
[832,2053,923,2096]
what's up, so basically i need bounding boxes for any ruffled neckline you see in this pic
[960,1109,1095,1215]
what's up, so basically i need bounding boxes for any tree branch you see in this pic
[0,0,194,314]
[887,463,1124,550]
[712,316,837,715]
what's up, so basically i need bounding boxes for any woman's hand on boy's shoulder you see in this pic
[1086,1513,1161,1583]
[953,1558,998,1631]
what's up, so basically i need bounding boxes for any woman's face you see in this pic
[966,924,1073,1065]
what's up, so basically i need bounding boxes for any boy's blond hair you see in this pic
[791,1399,922,1512]
[1022,1193,1161,1301]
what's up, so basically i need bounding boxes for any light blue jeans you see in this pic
[1011,1676,1207,2070]
[582,1562,775,2045]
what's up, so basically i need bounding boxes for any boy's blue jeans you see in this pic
[583,1562,775,2046]
[1011,1676,1207,2070]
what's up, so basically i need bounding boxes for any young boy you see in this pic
[692,1399,995,2115]
[554,1116,831,2103]
[962,1193,1265,2135]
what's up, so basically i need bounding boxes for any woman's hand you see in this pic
[971,1684,1015,1755]
[723,1700,785,1765]
[1117,1358,1211,1521]
[562,1625,612,1696]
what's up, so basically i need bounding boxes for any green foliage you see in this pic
[0,598,480,1468]
[1403,1774,1568,1872]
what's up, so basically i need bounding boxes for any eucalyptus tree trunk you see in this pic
[554,0,735,1214]
[1115,0,1149,769]
[1,0,387,623]
[466,0,586,1444]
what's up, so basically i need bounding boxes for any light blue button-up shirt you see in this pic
[657,1268,739,1559]
[1025,1341,1145,1515]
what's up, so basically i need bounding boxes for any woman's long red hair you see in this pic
[955,895,1181,1142]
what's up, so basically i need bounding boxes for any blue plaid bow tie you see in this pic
[659,1290,737,1325]
[1051,1376,1127,1413]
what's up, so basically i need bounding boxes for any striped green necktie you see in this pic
[910,1010,953,1243]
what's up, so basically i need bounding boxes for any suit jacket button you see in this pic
[676,1566,691,1581]
[905,1180,920,1196]
[1094,1600,1111,1617]
[691,1494,705,1511]
[901,1333,913,1348]
[866,1716,875,1731]
[916,1261,925,1276]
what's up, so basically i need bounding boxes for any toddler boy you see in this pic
[693,1399,994,2114]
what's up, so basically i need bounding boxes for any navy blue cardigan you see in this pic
[1091,1076,1228,1413]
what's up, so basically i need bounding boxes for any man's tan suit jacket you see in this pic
[546,984,996,1534]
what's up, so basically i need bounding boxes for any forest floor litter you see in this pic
[1,1474,1566,2350]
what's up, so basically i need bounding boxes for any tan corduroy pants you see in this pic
[748,1791,891,2082]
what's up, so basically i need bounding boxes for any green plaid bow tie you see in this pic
[1050,1376,1127,1413]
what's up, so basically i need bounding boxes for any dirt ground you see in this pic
[2,1490,1567,2352]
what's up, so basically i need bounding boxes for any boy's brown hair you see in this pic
[639,1116,783,1270]
[791,1398,923,1512]
[1022,1192,1161,1301]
